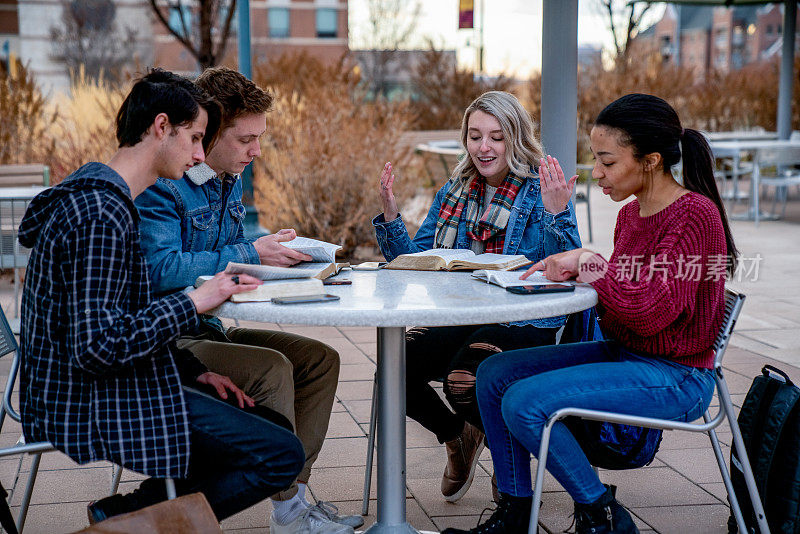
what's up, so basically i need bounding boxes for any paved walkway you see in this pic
[1,187,798,533]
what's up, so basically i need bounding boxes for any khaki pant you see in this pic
[178,327,340,500]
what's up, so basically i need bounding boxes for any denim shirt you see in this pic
[135,163,259,296]
[372,175,582,328]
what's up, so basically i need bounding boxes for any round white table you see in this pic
[213,269,598,533]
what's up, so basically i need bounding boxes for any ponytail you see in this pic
[681,128,738,275]
[595,94,739,277]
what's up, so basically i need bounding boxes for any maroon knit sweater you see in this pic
[590,192,727,369]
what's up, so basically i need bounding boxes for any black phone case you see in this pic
[506,285,575,295]
[271,294,340,304]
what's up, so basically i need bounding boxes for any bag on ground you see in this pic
[728,364,800,534]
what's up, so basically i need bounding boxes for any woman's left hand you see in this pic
[539,155,578,215]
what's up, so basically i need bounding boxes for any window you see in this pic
[269,8,290,38]
[168,5,192,38]
[316,8,337,38]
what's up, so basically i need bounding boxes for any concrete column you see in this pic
[777,0,797,140]
[540,0,578,177]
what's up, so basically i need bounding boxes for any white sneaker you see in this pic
[309,501,365,529]
[270,505,354,534]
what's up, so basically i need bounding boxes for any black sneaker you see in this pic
[87,478,169,524]
[574,485,639,534]
[87,494,132,524]
[441,492,532,534]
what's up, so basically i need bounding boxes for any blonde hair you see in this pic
[450,91,543,183]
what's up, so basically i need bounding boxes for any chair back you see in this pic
[712,289,746,371]
[0,306,21,428]
[0,198,33,271]
[0,305,18,359]
[757,146,800,169]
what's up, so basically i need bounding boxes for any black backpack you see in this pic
[728,365,800,534]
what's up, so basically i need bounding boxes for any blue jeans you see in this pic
[136,387,305,520]
[476,341,715,504]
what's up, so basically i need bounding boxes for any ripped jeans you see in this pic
[405,324,558,443]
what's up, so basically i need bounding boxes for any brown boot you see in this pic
[441,422,485,502]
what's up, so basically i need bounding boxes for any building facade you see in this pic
[634,4,799,79]
[2,0,348,94]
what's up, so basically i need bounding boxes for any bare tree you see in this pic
[50,0,137,83]
[595,0,653,62]
[356,0,421,98]
[148,0,237,69]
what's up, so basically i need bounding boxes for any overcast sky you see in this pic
[348,0,667,77]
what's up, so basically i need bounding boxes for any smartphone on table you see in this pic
[506,284,575,295]
[271,294,341,305]
[323,279,352,285]
[351,262,387,271]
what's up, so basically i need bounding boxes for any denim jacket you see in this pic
[372,174,582,328]
[135,163,259,296]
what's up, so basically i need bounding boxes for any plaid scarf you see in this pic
[434,172,524,253]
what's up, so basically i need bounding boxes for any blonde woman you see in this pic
[373,91,581,502]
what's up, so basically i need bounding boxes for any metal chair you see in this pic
[0,306,176,532]
[756,146,800,219]
[527,289,770,534]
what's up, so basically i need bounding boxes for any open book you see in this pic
[223,261,348,281]
[283,237,342,264]
[472,270,573,288]
[385,249,532,272]
[195,276,324,303]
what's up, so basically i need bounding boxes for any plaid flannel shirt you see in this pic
[18,163,203,479]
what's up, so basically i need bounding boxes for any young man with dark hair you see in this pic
[135,66,357,533]
[19,68,304,525]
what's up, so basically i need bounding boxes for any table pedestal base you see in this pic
[366,326,422,534]
[362,524,425,533]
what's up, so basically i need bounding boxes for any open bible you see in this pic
[283,236,342,263]
[385,249,532,272]
[471,270,573,289]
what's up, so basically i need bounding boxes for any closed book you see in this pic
[194,276,324,302]
[224,261,349,281]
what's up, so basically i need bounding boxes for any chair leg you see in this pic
[110,464,123,496]
[7,437,26,503]
[361,372,378,516]
[165,479,177,500]
[716,376,770,534]
[17,452,42,533]
[704,412,749,533]
[529,416,557,534]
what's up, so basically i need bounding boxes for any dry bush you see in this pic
[410,44,515,130]
[683,58,800,132]
[0,59,54,165]
[563,52,800,161]
[252,53,417,256]
[255,50,360,98]
[47,68,125,183]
